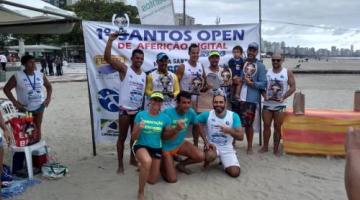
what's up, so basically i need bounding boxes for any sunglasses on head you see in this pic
[272,59,281,62]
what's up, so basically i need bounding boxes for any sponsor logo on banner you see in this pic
[94,55,127,74]
[100,119,119,136]
[97,89,119,112]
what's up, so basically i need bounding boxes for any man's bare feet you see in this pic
[117,163,124,174]
[247,147,253,155]
[176,163,192,175]
[138,192,145,200]
[258,146,269,153]
[273,144,282,157]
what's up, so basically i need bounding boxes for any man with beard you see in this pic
[259,53,296,156]
[105,32,146,173]
[145,52,180,110]
[234,42,267,154]
[196,94,243,177]
[198,50,232,113]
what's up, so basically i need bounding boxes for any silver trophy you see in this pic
[112,13,130,35]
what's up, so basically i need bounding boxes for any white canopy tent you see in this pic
[0,0,80,34]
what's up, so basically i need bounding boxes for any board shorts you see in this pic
[263,105,286,112]
[216,148,240,169]
[163,147,181,157]
[237,101,257,128]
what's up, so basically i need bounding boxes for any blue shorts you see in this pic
[0,137,3,147]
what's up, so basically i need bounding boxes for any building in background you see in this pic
[174,13,195,25]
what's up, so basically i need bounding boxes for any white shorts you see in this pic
[216,149,240,169]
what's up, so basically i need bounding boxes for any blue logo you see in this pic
[98,89,119,112]
[226,121,230,125]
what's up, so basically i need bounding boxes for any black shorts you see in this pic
[236,101,257,128]
[133,145,162,159]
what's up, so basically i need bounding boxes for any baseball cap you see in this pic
[150,92,164,101]
[156,52,169,61]
[248,42,259,50]
[208,50,220,58]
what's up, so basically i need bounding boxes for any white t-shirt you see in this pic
[206,110,235,152]
[263,68,289,107]
[118,67,146,110]
[15,70,45,111]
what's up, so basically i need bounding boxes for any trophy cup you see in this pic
[191,75,204,96]
[268,80,283,101]
[243,62,257,81]
[160,75,172,97]
[221,68,232,87]
[112,13,130,35]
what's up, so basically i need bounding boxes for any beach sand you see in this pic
[2,64,359,199]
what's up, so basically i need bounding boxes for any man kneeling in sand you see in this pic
[197,93,244,177]
[161,91,209,183]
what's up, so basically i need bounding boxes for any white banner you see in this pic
[82,20,259,141]
[136,0,175,25]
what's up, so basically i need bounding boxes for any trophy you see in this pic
[221,68,232,87]
[159,74,172,97]
[267,80,283,101]
[243,62,257,80]
[191,74,204,96]
[112,13,130,35]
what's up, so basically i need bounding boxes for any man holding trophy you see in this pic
[198,50,233,113]
[176,43,205,109]
[145,52,180,110]
[105,13,147,173]
[259,53,296,155]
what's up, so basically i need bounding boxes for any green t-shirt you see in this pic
[134,110,171,149]
[162,108,198,151]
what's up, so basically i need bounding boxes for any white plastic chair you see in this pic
[0,99,47,180]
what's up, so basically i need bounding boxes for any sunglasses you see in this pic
[272,59,281,62]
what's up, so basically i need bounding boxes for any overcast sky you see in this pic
[128,0,360,50]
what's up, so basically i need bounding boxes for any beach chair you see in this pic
[0,99,46,180]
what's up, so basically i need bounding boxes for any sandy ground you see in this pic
[2,58,360,199]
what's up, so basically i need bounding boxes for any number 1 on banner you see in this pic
[96,28,111,40]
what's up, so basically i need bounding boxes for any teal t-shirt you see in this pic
[134,110,171,149]
[196,111,241,128]
[162,108,198,151]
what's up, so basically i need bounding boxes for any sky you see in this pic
[127,0,360,50]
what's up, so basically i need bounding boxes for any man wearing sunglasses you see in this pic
[235,42,267,154]
[259,53,296,156]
